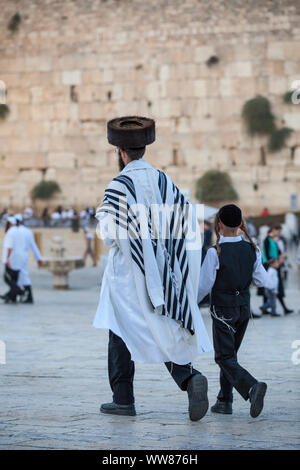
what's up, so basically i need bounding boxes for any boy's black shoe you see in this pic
[211,400,232,414]
[271,313,281,317]
[284,309,293,315]
[249,382,267,418]
[100,402,136,416]
[251,312,261,319]
[187,374,209,421]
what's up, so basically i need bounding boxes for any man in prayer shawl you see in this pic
[94,116,212,420]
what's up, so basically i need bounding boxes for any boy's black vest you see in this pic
[211,240,257,307]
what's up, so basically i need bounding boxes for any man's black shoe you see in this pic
[187,374,209,421]
[271,313,281,317]
[249,382,267,418]
[211,399,232,414]
[21,298,34,304]
[284,309,293,315]
[100,402,136,416]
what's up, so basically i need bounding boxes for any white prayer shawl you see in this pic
[94,158,212,364]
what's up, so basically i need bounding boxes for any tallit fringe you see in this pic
[211,306,236,333]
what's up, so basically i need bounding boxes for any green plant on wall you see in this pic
[195,170,238,203]
[242,95,293,162]
[283,90,295,104]
[31,180,61,200]
[242,96,276,136]
[268,127,293,152]
[0,104,10,120]
[8,13,21,32]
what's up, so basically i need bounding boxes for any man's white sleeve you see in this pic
[252,248,267,287]
[197,247,219,303]
[30,232,42,261]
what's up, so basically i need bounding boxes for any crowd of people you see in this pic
[0,206,97,228]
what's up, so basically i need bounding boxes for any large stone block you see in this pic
[62,70,82,85]
[48,152,76,168]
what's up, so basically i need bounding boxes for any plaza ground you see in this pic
[0,251,299,450]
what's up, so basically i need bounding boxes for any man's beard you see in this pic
[118,152,125,171]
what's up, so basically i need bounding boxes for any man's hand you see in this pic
[37,260,42,268]
[6,261,11,269]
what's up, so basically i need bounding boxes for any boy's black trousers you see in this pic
[211,304,257,403]
[107,330,202,405]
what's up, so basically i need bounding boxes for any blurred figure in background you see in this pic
[260,258,280,317]
[1,216,24,303]
[83,227,96,266]
[42,207,50,227]
[201,220,212,262]
[260,207,269,217]
[14,214,42,304]
[262,225,293,315]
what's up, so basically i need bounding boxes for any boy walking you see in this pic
[198,204,268,418]
[260,259,280,317]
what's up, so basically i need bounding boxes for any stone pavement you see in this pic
[0,260,299,450]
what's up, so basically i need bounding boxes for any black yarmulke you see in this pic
[107,116,155,148]
[218,204,242,228]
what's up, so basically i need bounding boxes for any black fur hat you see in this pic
[107,116,155,148]
[218,204,242,228]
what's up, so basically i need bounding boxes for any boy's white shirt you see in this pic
[197,235,267,303]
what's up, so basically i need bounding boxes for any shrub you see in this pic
[31,180,61,200]
[283,90,295,104]
[268,127,293,152]
[8,13,21,32]
[195,170,238,203]
[242,95,275,136]
[0,104,10,120]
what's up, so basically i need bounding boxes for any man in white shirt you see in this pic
[9,214,42,304]
[1,216,24,303]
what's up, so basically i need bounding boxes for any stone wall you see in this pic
[0,0,300,214]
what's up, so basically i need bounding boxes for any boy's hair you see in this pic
[214,213,258,256]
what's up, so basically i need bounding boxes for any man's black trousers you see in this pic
[108,330,202,405]
[211,304,257,403]
[3,266,22,301]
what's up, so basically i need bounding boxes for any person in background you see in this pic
[42,207,50,227]
[262,226,293,315]
[0,216,24,303]
[83,227,96,266]
[260,208,269,217]
[246,217,257,239]
[14,214,42,304]
[201,220,212,262]
[24,207,33,219]
[260,258,280,317]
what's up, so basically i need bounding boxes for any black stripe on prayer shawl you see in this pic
[156,171,194,334]
[113,175,137,201]
[106,176,145,275]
